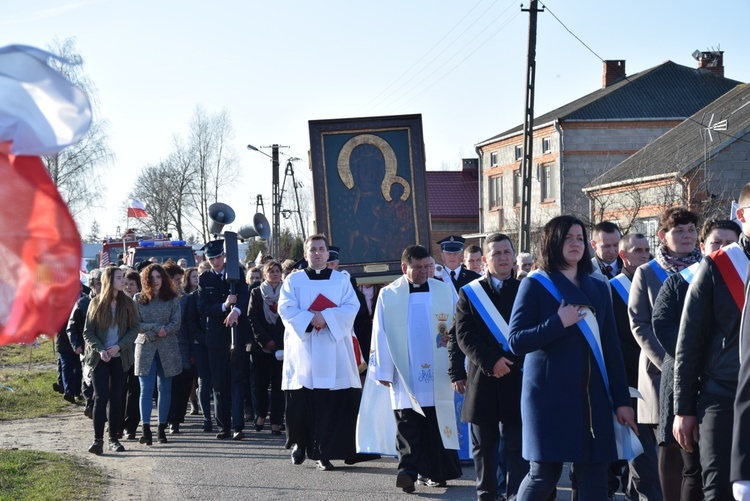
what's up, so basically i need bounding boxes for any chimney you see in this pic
[698,50,724,77]
[602,60,626,88]
[462,158,478,172]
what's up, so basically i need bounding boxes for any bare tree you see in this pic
[43,37,112,218]
[128,140,199,240]
[185,106,239,241]
[128,162,175,236]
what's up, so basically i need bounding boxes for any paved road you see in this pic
[0,409,593,500]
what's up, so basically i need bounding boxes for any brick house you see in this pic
[583,82,750,246]
[475,52,740,240]
[426,158,479,257]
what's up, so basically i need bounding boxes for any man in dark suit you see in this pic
[608,233,659,500]
[590,221,624,280]
[439,235,481,396]
[198,240,250,441]
[450,233,528,501]
[732,265,750,499]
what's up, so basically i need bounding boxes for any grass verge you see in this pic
[0,449,106,501]
[0,369,73,420]
[0,336,57,367]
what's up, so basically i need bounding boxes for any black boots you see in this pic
[88,439,103,455]
[157,423,168,443]
[139,424,153,445]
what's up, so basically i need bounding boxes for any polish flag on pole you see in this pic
[127,199,148,218]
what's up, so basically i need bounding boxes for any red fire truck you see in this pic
[99,229,195,268]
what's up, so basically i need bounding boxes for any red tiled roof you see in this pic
[425,170,479,219]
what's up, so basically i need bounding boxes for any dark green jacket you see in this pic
[82,298,139,372]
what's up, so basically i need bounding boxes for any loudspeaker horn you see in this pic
[238,213,271,240]
[208,202,236,235]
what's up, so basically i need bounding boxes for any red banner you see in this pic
[0,142,82,345]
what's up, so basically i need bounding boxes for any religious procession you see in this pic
[40,210,750,500]
[3,5,750,500]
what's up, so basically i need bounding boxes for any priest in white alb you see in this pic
[365,244,462,493]
[278,234,362,471]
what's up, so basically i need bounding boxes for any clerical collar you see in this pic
[305,267,332,280]
[408,281,429,293]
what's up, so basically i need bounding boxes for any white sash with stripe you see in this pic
[610,274,632,305]
[464,279,510,348]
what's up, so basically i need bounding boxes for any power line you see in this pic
[380,3,519,111]
[396,11,521,110]
[541,1,750,146]
[357,0,487,113]
[362,1,516,113]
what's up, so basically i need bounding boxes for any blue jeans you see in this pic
[59,351,82,396]
[139,354,172,425]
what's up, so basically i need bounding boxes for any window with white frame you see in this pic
[490,152,498,166]
[514,145,523,161]
[513,170,522,205]
[542,137,551,153]
[488,175,502,209]
[540,162,556,201]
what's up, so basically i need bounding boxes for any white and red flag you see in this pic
[127,199,148,218]
[0,45,91,346]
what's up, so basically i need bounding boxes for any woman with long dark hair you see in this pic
[248,260,286,434]
[134,263,182,445]
[508,215,636,499]
[82,266,139,454]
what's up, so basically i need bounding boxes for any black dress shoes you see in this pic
[316,459,334,471]
[216,430,231,439]
[232,430,245,441]
[291,444,305,465]
[396,471,416,493]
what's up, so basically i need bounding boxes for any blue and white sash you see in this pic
[527,270,643,460]
[647,259,669,284]
[462,279,510,351]
[609,274,631,305]
[679,261,700,284]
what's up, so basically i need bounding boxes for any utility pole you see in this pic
[247,144,288,259]
[271,144,281,258]
[519,0,543,253]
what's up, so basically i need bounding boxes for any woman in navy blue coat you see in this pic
[508,215,636,500]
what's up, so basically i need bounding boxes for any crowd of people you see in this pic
[50,183,750,501]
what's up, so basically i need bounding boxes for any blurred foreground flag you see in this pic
[0,45,91,155]
[0,145,82,345]
[0,44,89,345]
[127,199,148,218]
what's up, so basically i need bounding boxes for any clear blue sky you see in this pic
[4,0,749,238]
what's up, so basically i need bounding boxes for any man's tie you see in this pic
[605,265,613,276]
[450,270,456,285]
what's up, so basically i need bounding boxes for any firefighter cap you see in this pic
[437,235,465,253]
[327,246,340,262]
[202,240,225,258]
